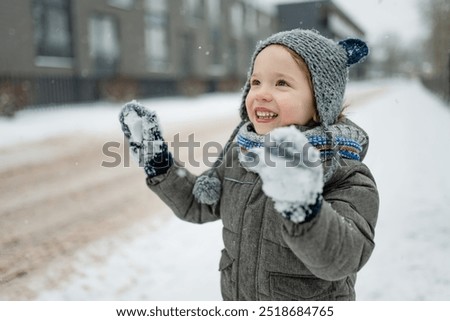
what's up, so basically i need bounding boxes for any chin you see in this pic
[253,124,273,135]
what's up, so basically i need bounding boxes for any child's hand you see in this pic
[119,101,173,177]
[251,126,324,223]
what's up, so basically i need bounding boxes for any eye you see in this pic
[276,79,289,87]
[250,79,260,86]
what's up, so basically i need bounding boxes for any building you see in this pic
[0,0,369,116]
[277,0,368,79]
[0,0,274,115]
[277,0,365,39]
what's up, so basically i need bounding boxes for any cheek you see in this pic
[279,102,312,125]
[245,94,253,115]
[277,98,298,119]
[280,108,297,123]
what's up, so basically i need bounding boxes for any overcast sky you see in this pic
[253,0,428,45]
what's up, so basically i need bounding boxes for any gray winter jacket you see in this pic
[147,136,379,301]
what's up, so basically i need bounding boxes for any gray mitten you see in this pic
[251,126,324,223]
[119,101,173,177]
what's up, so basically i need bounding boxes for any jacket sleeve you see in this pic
[281,162,379,281]
[146,161,223,224]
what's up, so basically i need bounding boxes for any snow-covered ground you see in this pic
[0,93,240,149]
[348,79,450,300]
[3,78,450,300]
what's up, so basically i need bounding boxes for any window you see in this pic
[208,0,222,66]
[245,6,258,35]
[32,0,73,67]
[144,0,169,71]
[89,14,120,75]
[180,33,195,76]
[230,2,243,39]
[228,42,238,75]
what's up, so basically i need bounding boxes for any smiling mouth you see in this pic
[256,111,278,120]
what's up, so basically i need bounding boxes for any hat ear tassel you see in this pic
[192,120,245,206]
[193,172,221,205]
[338,38,369,66]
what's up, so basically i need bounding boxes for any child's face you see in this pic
[245,45,316,135]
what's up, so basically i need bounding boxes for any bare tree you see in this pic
[421,0,450,102]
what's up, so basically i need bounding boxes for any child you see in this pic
[119,29,379,301]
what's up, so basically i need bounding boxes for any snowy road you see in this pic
[0,94,240,299]
[1,79,449,300]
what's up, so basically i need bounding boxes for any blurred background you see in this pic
[0,0,448,116]
[0,0,449,301]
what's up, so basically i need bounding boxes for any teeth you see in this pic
[256,111,278,119]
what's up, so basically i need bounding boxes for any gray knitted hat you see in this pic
[240,29,369,126]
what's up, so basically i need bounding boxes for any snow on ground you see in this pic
[3,78,450,300]
[0,93,240,149]
[348,79,450,300]
[34,211,224,301]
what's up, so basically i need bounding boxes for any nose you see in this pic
[254,85,273,102]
